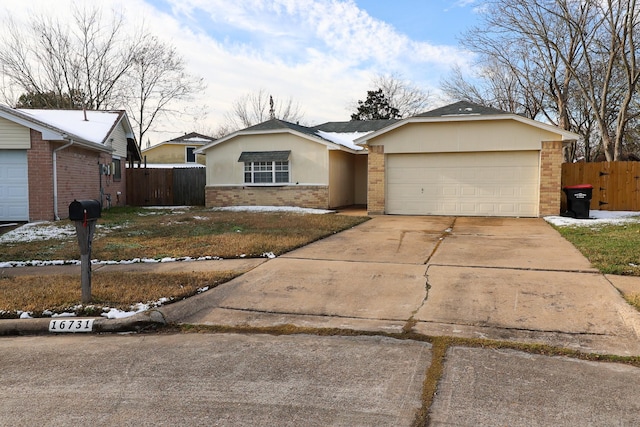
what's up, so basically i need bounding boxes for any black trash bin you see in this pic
[563,184,593,219]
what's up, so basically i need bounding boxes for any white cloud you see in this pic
[0,0,472,144]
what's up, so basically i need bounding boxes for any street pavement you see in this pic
[2,215,640,426]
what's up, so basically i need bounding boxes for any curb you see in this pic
[0,309,167,336]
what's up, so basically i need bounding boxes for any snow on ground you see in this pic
[0,221,77,243]
[6,207,637,319]
[0,206,330,319]
[212,206,335,214]
[544,210,640,227]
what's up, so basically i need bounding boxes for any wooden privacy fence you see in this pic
[561,161,640,211]
[126,168,206,206]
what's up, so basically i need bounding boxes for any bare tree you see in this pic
[0,4,205,147]
[370,73,432,117]
[223,89,304,130]
[447,0,640,161]
[125,36,206,148]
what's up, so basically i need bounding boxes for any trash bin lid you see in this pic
[563,184,593,190]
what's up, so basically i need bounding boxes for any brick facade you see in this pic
[26,130,126,221]
[366,145,385,215]
[27,129,55,221]
[205,186,330,209]
[539,140,564,216]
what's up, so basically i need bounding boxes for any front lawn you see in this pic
[0,207,369,317]
[555,220,640,311]
[555,222,640,276]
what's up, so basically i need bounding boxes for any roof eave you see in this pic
[0,106,113,152]
[356,113,581,144]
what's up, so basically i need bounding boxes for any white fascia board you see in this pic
[355,113,580,145]
[196,128,344,154]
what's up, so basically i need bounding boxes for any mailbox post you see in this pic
[69,200,101,303]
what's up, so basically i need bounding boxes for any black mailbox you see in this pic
[69,199,101,221]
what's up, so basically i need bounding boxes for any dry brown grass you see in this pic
[0,270,238,317]
[626,294,640,311]
[0,207,369,317]
[1,207,369,262]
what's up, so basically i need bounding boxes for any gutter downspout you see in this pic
[53,137,74,220]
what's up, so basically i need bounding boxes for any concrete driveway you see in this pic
[172,215,640,355]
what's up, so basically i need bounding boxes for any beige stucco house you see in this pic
[0,106,141,222]
[195,119,395,209]
[197,101,579,217]
[358,101,579,217]
[142,132,213,166]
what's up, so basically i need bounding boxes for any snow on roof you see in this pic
[17,109,121,144]
[315,131,369,151]
[183,137,212,143]
[129,163,205,168]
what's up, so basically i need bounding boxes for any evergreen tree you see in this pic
[350,89,400,120]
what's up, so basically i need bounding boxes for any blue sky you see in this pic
[2,0,483,143]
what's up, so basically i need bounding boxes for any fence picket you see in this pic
[562,161,640,211]
[126,168,205,206]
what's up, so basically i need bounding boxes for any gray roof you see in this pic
[415,101,509,117]
[313,119,398,133]
[167,131,215,143]
[238,150,291,162]
[244,119,319,138]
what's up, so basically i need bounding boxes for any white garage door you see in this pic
[0,150,29,221]
[387,151,539,217]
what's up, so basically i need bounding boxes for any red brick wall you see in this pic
[27,130,55,221]
[27,130,125,221]
[55,145,103,217]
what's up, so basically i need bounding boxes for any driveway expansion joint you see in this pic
[414,319,614,337]
[426,263,600,274]
[215,306,404,323]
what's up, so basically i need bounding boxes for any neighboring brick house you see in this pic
[197,101,578,217]
[141,132,214,167]
[0,106,141,222]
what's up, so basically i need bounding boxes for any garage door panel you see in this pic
[387,152,539,217]
[0,150,29,221]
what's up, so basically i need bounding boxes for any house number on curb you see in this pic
[48,319,94,333]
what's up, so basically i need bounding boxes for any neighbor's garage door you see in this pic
[386,151,539,217]
[0,150,29,221]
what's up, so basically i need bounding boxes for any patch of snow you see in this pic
[0,221,76,243]
[212,206,334,214]
[51,312,77,318]
[544,210,640,227]
[19,311,33,319]
[315,130,368,151]
[129,163,205,168]
[262,252,277,259]
[101,303,149,319]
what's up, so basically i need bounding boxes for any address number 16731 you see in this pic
[49,319,94,333]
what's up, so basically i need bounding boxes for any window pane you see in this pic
[244,172,251,183]
[186,147,196,163]
[275,172,288,183]
[113,159,122,181]
[254,172,272,183]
